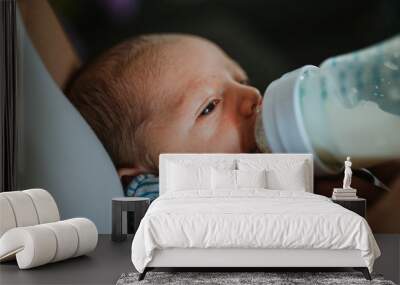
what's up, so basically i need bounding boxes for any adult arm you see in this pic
[17,0,81,91]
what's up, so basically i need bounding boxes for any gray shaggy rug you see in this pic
[116,271,395,285]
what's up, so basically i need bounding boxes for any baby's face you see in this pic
[138,37,262,170]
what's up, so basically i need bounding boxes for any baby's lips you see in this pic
[255,95,265,114]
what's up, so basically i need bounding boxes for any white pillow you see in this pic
[211,169,267,190]
[238,159,309,192]
[167,162,211,191]
[211,168,236,190]
[266,164,307,191]
[236,169,267,188]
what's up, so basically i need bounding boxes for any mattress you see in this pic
[131,189,380,273]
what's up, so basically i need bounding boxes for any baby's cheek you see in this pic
[175,121,235,153]
[212,121,242,152]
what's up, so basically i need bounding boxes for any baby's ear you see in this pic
[117,167,145,178]
[118,167,147,187]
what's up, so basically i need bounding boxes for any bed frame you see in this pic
[141,248,371,280]
[139,154,371,280]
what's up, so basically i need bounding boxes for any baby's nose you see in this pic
[239,86,262,117]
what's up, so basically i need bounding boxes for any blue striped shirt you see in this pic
[125,174,159,201]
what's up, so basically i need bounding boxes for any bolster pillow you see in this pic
[0,218,98,269]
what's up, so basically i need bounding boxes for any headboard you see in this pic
[159,153,314,195]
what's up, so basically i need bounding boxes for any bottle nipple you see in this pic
[254,108,270,153]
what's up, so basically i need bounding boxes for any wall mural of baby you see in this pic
[67,34,400,233]
[68,34,261,199]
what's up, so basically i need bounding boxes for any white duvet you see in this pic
[131,189,380,273]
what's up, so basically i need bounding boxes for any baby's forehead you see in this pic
[132,36,245,116]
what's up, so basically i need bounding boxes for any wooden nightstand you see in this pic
[331,198,366,218]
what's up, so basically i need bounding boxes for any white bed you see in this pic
[131,154,380,280]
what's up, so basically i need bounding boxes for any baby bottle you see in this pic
[255,35,400,175]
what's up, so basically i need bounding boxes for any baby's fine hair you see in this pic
[67,34,183,170]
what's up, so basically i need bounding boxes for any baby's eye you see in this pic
[239,78,249,85]
[200,99,221,116]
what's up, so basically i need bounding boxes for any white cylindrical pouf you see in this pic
[0,196,17,237]
[42,221,79,262]
[1,192,39,227]
[0,226,57,269]
[0,219,98,269]
[65,218,98,257]
[23,189,60,224]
